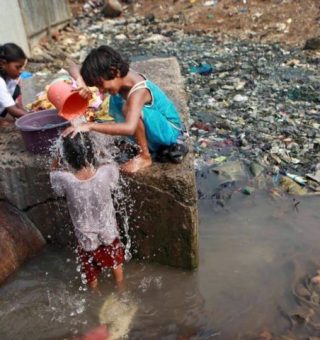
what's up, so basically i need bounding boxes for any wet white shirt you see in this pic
[50,163,120,251]
[0,77,17,115]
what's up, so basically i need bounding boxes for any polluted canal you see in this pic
[1,173,320,339]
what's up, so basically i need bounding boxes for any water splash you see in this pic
[49,128,135,277]
[138,276,163,293]
[113,175,134,262]
[46,288,87,321]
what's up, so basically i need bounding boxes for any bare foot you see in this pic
[0,120,12,127]
[112,265,125,293]
[312,274,320,285]
[120,155,152,173]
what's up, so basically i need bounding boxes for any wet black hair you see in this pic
[0,43,27,63]
[80,45,129,87]
[62,133,95,171]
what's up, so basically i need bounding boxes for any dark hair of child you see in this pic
[80,45,129,87]
[62,133,96,171]
[0,43,26,62]
[0,43,27,78]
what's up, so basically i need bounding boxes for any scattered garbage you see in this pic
[233,94,248,102]
[249,162,264,177]
[204,0,217,6]
[285,172,306,186]
[102,0,122,18]
[306,173,320,184]
[20,71,33,80]
[303,37,320,51]
[242,186,255,195]
[280,176,308,196]
[190,63,214,75]
[287,87,320,103]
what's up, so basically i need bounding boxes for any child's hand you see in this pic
[74,76,92,99]
[62,123,91,138]
[72,86,92,100]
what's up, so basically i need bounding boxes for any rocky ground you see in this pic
[131,0,320,47]
[27,0,320,197]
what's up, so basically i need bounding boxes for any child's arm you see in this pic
[0,78,28,117]
[68,60,92,99]
[63,90,148,138]
[5,104,28,117]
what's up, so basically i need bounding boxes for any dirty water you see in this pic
[1,172,320,339]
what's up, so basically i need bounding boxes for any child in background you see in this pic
[64,45,188,173]
[50,133,125,289]
[0,43,29,124]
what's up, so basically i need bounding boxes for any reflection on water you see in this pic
[199,190,320,339]
[1,183,320,338]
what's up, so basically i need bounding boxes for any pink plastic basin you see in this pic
[15,109,70,154]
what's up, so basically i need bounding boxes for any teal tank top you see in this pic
[109,79,182,152]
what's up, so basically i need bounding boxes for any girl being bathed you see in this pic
[50,133,125,289]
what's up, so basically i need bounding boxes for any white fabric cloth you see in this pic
[0,77,17,115]
[50,163,120,251]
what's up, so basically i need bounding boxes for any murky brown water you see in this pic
[1,182,320,339]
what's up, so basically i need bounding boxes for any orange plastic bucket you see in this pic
[47,80,89,120]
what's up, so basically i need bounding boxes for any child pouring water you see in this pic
[50,132,125,289]
[64,45,188,173]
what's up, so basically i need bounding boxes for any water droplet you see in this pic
[76,305,85,314]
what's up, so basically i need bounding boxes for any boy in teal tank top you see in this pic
[64,45,185,173]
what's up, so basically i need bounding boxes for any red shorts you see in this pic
[77,238,125,283]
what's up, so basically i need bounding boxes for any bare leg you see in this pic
[121,119,152,173]
[89,278,98,289]
[113,265,125,293]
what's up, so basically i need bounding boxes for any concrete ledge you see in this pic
[0,57,199,270]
